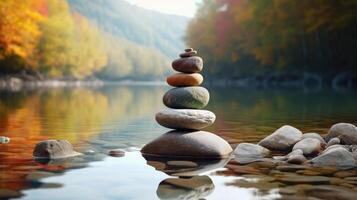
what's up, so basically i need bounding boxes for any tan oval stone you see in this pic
[167,73,203,87]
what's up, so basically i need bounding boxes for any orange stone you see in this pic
[166,73,203,87]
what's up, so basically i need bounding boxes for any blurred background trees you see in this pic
[0,0,184,80]
[186,0,357,80]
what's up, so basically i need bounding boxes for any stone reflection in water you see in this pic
[157,176,214,200]
[143,155,229,177]
[143,156,229,200]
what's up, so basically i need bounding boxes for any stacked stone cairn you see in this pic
[141,48,232,158]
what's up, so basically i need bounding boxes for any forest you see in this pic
[186,0,357,84]
[0,0,178,80]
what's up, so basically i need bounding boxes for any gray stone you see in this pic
[273,149,304,161]
[33,140,82,159]
[323,144,348,153]
[185,48,193,52]
[234,143,270,158]
[310,147,356,168]
[292,138,322,155]
[172,56,203,73]
[163,86,209,109]
[326,137,340,148]
[302,132,325,143]
[287,155,307,164]
[0,136,10,144]
[258,125,303,151]
[141,130,232,158]
[325,123,357,144]
[155,109,215,130]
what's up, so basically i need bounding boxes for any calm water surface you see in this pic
[1,85,357,200]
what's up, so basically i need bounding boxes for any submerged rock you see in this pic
[310,147,356,168]
[156,176,214,200]
[141,130,232,158]
[163,86,209,109]
[33,140,82,159]
[325,123,357,144]
[292,138,322,156]
[234,143,270,158]
[155,109,215,130]
[258,125,302,151]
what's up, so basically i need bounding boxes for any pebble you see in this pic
[234,143,270,158]
[310,147,356,168]
[166,73,203,87]
[326,137,340,147]
[108,149,125,157]
[163,86,209,109]
[185,48,193,52]
[325,123,357,145]
[258,125,302,151]
[172,56,203,73]
[0,136,10,144]
[302,132,325,143]
[155,109,215,130]
[292,138,322,155]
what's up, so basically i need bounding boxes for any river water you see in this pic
[1,85,357,199]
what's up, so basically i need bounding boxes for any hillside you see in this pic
[68,0,189,59]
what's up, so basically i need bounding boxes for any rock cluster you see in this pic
[234,123,357,168]
[141,48,232,158]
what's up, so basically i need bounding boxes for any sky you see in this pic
[125,0,202,17]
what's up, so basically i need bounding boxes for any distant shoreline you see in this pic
[0,72,356,91]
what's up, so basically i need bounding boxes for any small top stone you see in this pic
[185,48,193,52]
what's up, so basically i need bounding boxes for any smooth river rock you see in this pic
[33,140,82,159]
[326,137,340,147]
[258,125,303,151]
[292,138,322,156]
[163,86,209,109]
[234,143,270,158]
[155,109,215,130]
[166,73,203,87]
[302,132,325,143]
[310,147,356,168]
[141,130,233,158]
[325,123,357,144]
[172,56,203,73]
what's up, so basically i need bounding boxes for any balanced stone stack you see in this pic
[141,48,232,158]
